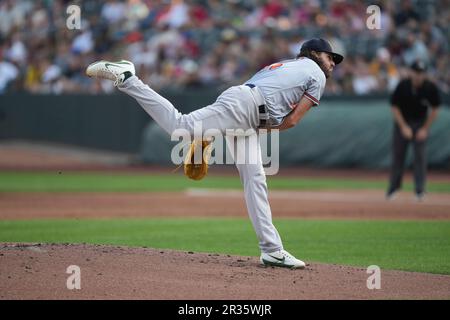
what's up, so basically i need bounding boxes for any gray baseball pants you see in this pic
[118,76,283,253]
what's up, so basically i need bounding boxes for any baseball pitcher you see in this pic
[86,38,343,269]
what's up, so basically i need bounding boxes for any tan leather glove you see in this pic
[184,140,212,181]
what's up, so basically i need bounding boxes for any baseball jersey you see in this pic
[244,57,326,126]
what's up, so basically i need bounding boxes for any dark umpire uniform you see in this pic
[387,61,440,200]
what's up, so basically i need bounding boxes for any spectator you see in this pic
[0,58,19,93]
[402,33,430,66]
[369,47,399,92]
[352,57,378,95]
[0,0,447,95]
[5,32,27,64]
[394,0,420,26]
[101,0,126,25]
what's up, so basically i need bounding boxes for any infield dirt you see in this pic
[1,243,450,300]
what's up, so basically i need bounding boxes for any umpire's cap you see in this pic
[301,38,344,65]
[410,60,427,72]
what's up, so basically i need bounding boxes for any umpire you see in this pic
[386,60,441,201]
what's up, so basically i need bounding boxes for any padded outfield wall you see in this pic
[1,92,449,169]
[140,99,450,169]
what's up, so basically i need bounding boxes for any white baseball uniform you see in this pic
[118,57,326,253]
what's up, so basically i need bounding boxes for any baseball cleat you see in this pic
[385,190,398,201]
[415,192,426,202]
[260,249,306,269]
[86,60,135,86]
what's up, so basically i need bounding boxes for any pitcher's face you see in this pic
[317,52,335,78]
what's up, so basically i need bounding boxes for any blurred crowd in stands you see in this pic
[0,0,448,96]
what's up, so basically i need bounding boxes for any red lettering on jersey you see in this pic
[269,63,283,70]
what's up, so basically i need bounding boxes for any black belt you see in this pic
[245,84,269,128]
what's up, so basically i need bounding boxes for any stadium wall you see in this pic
[140,101,450,169]
[1,93,449,169]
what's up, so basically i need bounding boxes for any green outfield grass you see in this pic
[1,171,449,192]
[0,218,449,275]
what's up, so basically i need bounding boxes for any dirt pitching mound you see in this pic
[1,243,449,300]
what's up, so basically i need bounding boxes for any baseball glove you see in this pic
[183,139,212,181]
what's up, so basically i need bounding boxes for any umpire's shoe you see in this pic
[260,249,306,269]
[86,60,135,86]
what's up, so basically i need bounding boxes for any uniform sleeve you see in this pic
[428,82,441,108]
[304,75,326,107]
[390,80,404,107]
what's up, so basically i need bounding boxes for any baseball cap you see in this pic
[410,60,427,72]
[301,38,344,65]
